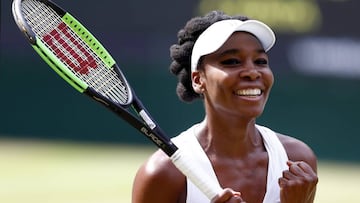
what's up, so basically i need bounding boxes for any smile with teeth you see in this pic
[235,88,262,96]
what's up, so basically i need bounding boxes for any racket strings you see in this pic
[22,0,56,36]
[21,0,129,105]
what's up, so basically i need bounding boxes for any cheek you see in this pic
[264,69,274,90]
[202,67,228,90]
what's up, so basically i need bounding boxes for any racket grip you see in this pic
[170,148,222,200]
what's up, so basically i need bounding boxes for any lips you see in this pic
[235,88,262,96]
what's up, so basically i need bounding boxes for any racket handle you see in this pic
[170,148,222,200]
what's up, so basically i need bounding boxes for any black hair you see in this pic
[169,11,249,103]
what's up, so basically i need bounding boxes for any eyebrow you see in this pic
[218,48,266,57]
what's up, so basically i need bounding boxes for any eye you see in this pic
[255,58,268,66]
[220,58,241,66]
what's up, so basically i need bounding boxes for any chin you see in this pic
[241,108,265,119]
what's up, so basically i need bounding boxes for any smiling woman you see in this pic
[193,31,274,118]
[132,10,318,203]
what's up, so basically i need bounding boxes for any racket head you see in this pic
[12,0,36,44]
[12,0,133,106]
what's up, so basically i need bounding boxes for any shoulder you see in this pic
[132,149,186,203]
[276,133,318,172]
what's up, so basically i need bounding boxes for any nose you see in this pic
[239,61,261,81]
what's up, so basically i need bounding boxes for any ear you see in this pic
[191,71,205,94]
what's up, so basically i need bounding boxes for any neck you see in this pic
[197,115,263,158]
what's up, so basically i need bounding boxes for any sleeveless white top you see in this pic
[171,123,288,203]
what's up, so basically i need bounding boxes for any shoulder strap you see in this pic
[256,125,289,203]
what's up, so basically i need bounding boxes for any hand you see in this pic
[279,161,318,203]
[211,188,246,203]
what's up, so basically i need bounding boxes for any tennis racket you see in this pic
[12,0,222,200]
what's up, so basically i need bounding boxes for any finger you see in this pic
[225,189,246,203]
[211,188,243,203]
[282,169,298,180]
[211,189,232,202]
[288,162,306,176]
[278,177,288,188]
[228,195,247,203]
[288,161,316,177]
[297,161,317,174]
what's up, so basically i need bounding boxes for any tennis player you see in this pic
[132,11,318,203]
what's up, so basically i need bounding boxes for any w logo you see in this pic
[43,23,97,75]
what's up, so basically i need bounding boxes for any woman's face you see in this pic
[197,31,274,119]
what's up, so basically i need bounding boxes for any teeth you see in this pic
[236,88,261,96]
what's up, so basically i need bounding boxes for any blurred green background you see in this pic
[1,0,360,202]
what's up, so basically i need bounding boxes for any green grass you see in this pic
[0,139,359,203]
[316,162,360,203]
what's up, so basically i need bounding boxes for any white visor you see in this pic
[191,19,276,72]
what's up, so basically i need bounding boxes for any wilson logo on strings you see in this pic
[43,23,97,74]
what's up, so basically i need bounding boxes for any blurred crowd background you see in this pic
[1,0,360,163]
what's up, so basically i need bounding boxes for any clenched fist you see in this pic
[279,161,318,203]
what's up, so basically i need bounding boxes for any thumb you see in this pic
[211,188,245,203]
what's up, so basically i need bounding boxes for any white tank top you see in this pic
[171,123,289,203]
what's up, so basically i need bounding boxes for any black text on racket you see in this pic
[12,0,223,200]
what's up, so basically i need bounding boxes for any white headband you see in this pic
[191,19,276,72]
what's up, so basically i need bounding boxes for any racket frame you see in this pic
[12,0,223,200]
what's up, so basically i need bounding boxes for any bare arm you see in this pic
[132,149,186,203]
[277,134,318,203]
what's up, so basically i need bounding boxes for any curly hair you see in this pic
[169,11,250,103]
